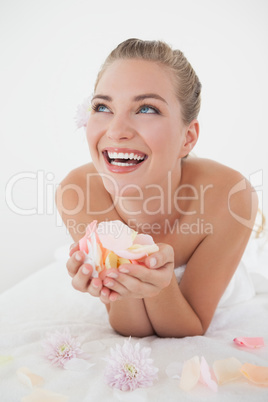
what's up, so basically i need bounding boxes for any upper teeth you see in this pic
[107,151,145,160]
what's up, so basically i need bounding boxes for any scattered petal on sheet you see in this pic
[233,337,265,348]
[213,357,243,384]
[17,367,44,388]
[82,340,106,353]
[165,361,183,380]
[179,356,200,391]
[21,387,68,402]
[63,358,95,371]
[240,363,268,386]
[0,355,13,365]
[199,356,218,392]
[113,388,148,401]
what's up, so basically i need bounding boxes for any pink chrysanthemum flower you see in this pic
[42,329,84,367]
[104,338,158,391]
[75,96,91,129]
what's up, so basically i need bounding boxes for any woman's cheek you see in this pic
[86,121,101,147]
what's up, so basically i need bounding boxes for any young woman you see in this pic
[56,38,258,338]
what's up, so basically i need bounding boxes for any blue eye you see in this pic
[91,103,110,113]
[98,105,109,112]
[139,106,157,114]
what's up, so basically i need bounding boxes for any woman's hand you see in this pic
[102,243,175,302]
[67,243,113,304]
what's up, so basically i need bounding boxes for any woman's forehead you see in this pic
[95,59,176,96]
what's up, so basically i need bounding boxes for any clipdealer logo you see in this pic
[5,169,264,233]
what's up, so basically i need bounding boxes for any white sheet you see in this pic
[0,236,268,401]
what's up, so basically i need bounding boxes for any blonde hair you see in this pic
[94,38,202,125]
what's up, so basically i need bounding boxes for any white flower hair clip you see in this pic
[74,96,91,129]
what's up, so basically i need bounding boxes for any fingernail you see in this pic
[92,282,100,288]
[107,272,118,279]
[149,258,157,268]
[82,265,90,275]
[105,281,114,287]
[119,267,129,273]
[75,253,82,261]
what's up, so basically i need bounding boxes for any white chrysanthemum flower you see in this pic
[42,328,85,367]
[75,96,91,129]
[104,338,158,391]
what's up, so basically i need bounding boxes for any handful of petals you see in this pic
[79,220,159,277]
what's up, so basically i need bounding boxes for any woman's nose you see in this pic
[106,114,135,141]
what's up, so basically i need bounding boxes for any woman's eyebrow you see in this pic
[91,93,168,104]
[133,93,168,104]
[91,94,112,102]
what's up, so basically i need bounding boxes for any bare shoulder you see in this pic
[181,156,259,248]
[184,156,246,186]
[56,163,117,241]
[56,162,96,213]
[59,162,97,187]
[184,156,258,219]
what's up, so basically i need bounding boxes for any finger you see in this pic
[87,277,103,297]
[144,243,174,269]
[109,290,121,302]
[66,251,85,277]
[118,262,173,290]
[118,263,154,283]
[69,243,79,257]
[101,270,124,302]
[71,264,93,292]
[103,270,124,301]
[104,271,156,298]
[103,276,127,296]
[100,286,112,304]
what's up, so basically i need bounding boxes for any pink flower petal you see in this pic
[199,357,218,392]
[115,244,159,260]
[79,220,98,253]
[133,234,156,246]
[233,337,265,348]
[97,220,134,251]
[212,357,243,384]
[79,220,159,275]
[179,356,200,391]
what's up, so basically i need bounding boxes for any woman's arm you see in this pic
[104,177,258,338]
[104,246,204,338]
[108,299,155,337]
[144,177,259,337]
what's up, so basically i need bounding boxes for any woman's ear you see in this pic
[179,119,199,158]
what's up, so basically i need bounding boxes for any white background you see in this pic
[1,0,267,293]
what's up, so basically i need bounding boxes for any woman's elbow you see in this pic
[109,316,155,338]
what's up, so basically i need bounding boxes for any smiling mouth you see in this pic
[102,150,148,166]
